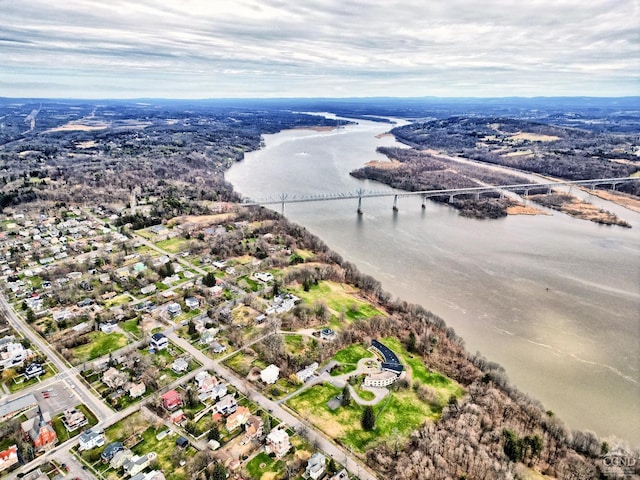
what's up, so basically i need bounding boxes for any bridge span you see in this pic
[239,176,640,214]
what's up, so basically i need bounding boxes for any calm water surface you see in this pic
[226,118,640,445]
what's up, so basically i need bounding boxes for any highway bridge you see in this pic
[239,176,640,214]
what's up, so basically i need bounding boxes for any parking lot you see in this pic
[37,380,81,415]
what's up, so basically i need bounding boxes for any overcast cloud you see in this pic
[0,0,637,98]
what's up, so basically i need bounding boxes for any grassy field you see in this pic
[72,331,128,363]
[288,371,457,453]
[155,237,188,254]
[383,337,464,401]
[292,280,383,321]
[237,275,260,292]
[121,318,142,338]
[333,344,373,364]
[103,294,130,308]
[284,334,305,354]
[223,351,267,377]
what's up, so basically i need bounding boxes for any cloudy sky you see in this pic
[1,0,638,98]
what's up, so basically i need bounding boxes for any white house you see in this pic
[167,302,182,317]
[296,362,318,383]
[140,284,156,295]
[78,428,105,451]
[305,452,327,480]
[364,371,398,388]
[123,452,157,477]
[185,297,199,310]
[150,333,168,351]
[214,395,237,416]
[265,428,291,458]
[260,364,280,385]
[254,272,274,283]
[171,357,189,374]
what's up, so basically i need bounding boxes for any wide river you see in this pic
[226,117,640,445]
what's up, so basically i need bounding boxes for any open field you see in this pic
[382,337,464,401]
[155,237,188,253]
[287,380,442,453]
[72,331,129,363]
[333,344,372,365]
[292,280,383,321]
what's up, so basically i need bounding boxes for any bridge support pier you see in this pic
[448,195,454,203]
[421,195,426,209]
[357,196,363,215]
[392,195,399,212]
[474,192,480,201]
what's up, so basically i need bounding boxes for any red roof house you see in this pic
[161,390,183,411]
[0,445,18,472]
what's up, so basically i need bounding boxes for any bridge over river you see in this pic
[240,176,640,214]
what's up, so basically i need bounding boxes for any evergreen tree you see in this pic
[210,462,227,480]
[208,424,220,441]
[361,405,375,431]
[203,272,217,287]
[341,385,351,407]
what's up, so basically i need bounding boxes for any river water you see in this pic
[226,117,640,445]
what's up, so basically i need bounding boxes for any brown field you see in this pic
[509,132,561,142]
[506,204,547,216]
[168,213,235,227]
[76,140,98,149]
[584,188,640,214]
[46,122,109,132]
[363,159,401,170]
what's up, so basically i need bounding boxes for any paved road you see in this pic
[167,331,378,480]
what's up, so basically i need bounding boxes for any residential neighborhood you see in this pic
[0,204,464,480]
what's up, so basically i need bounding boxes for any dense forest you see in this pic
[0,100,341,212]
[389,118,640,194]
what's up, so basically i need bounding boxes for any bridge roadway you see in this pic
[239,176,640,212]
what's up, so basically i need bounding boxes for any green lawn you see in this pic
[72,331,129,364]
[284,334,305,354]
[122,318,142,338]
[223,351,267,377]
[245,452,285,480]
[237,276,260,292]
[52,404,98,442]
[155,237,188,254]
[288,378,447,453]
[7,363,57,393]
[292,280,384,321]
[355,386,375,401]
[103,294,131,308]
[382,337,464,401]
[333,343,373,364]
